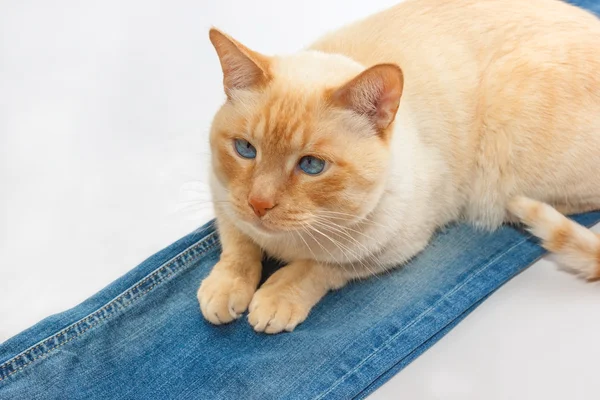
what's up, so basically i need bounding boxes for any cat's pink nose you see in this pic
[248,197,276,218]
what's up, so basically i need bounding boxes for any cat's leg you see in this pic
[197,217,263,325]
[248,260,348,334]
[507,196,600,280]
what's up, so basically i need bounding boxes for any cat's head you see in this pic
[208,28,403,235]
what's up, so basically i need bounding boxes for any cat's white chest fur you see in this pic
[212,100,461,275]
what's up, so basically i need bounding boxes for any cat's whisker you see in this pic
[308,224,381,280]
[293,227,319,262]
[311,220,378,272]
[311,219,370,252]
[313,211,390,229]
[311,219,388,275]
[167,203,221,220]
[299,223,345,269]
[175,199,231,207]
[312,215,382,242]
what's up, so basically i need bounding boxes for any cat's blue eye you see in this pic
[298,156,326,175]
[234,139,257,159]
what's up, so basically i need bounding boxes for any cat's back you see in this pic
[309,0,600,117]
[311,0,600,228]
[309,0,600,68]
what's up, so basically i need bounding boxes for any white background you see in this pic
[1,1,599,399]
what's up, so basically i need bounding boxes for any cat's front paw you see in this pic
[247,287,311,334]
[197,266,256,325]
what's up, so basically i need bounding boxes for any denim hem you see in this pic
[0,225,219,383]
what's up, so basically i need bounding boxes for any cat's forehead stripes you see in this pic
[248,90,323,152]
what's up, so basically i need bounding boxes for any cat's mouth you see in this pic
[251,220,280,233]
[246,216,305,236]
[230,202,314,235]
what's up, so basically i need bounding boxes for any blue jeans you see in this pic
[2,210,599,399]
[2,1,599,398]
[571,0,600,14]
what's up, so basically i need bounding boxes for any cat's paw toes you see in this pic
[247,289,310,334]
[197,270,255,325]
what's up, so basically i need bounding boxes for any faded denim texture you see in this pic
[2,210,599,399]
[1,1,599,399]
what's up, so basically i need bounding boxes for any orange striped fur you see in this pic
[198,0,600,333]
[508,197,600,280]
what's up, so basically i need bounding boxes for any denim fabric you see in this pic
[1,211,599,400]
[2,1,599,398]
[569,0,600,15]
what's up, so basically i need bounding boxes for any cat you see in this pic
[197,0,600,334]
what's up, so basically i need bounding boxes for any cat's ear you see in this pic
[331,64,404,132]
[209,28,271,98]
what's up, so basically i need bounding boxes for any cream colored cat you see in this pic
[198,0,600,334]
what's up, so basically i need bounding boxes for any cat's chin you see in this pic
[242,219,288,236]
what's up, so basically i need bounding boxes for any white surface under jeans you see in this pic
[1,1,599,399]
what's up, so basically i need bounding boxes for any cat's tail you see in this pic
[507,196,600,280]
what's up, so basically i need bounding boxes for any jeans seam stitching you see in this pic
[302,238,500,396]
[313,236,528,400]
[0,233,218,382]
